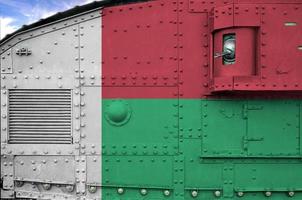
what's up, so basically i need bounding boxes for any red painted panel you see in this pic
[260,4,302,90]
[212,4,234,30]
[102,87,178,99]
[234,4,261,26]
[178,0,210,98]
[188,0,234,13]
[102,0,178,87]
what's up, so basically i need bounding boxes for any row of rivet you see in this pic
[0,11,101,53]
[114,187,171,196]
[190,190,296,198]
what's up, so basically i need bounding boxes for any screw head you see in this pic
[117,188,124,194]
[191,190,198,198]
[66,185,74,192]
[237,191,244,197]
[42,183,51,190]
[288,191,295,197]
[140,189,147,196]
[265,191,272,197]
[214,190,221,197]
[15,181,24,187]
[88,185,97,193]
[163,190,170,196]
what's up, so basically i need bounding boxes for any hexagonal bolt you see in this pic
[214,190,221,197]
[163,190,170,196]
[42,183,51,190]
[191,190,198,198]
[265,191,272,197]
[288,191,295,197]
[237,191,244,197]
[65,185,74,193]
[88,185,97,193]
[140,189,147,196]
[117,188,124,194]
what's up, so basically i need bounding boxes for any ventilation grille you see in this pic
[8,89,72,144]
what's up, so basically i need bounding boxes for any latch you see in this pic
[16,48,32,56]
[242,104,263,119]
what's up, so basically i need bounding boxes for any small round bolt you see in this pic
[88,185,97,193]
[237,191,244,197]
[42,183,51,190]
[163,190,170,196]
[265,191,272,197]
[15,181,24,187]
[66,185,74,192]
[140,189,147,196]
[288,191,295,197]
[191,190,198,198]
[214,190,221,197]
[117,188,124,194]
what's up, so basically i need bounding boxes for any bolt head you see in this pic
[163,190,170,196]
[265,191,272,197]
[88,186,97,193]
[288,191,294,197]
[237,191,244,197]
[15,181,24,187]
[66,185,74,192]
[191,190,198,198]
[214,190,221,197]
[117,188,124,194]
[42,183,51,190]
[140,189,147,195]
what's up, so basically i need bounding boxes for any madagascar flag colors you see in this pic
[101,0,302,199]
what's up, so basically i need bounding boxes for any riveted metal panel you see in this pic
[188,0,234,13]
[79,13,101,87]
[247,100,300,157]
[102,0,178,87]
[15,156,75,184]
[0,49,13,74]
[201,100,248,157]
[86,156,101,185]
[80,87,101,156]
[1,89,8,144]
[103,156,173,188]
[1,155,14,192]
[102,99,178,156]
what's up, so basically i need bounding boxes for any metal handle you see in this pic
[214,50,232,58]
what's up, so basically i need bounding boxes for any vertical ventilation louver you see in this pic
[8,89,72,144]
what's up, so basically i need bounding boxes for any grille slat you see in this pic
[8,89,72,144]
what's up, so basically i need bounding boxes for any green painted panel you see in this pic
[247,101,300,156]
[102,99,178,156]
[179,100,202,139]
[102,99,302,199]
[201,100,247,157]
[234,163,302,191]
[103,156,173,188]
[184,139,223,189]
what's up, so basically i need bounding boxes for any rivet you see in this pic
[214,190,221,197]
[163,190,170,196]
[42,183,51,190]
[88,185,97,193]
[117,188,124,194]
[288,191,295,197]
[265,191,272,197]
[140,189,147,195]
[237,191,244,197]
[191,190,198,197]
